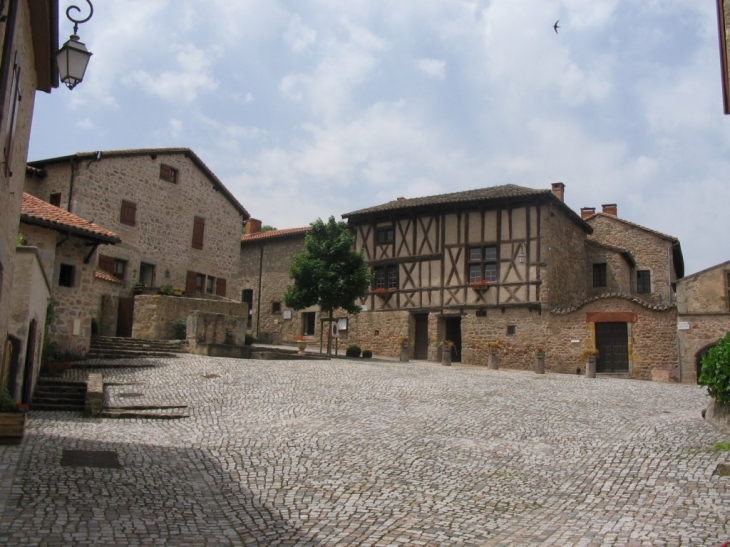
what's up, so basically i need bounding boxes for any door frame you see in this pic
[594,321,631,375]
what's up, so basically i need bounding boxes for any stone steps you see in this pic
[88,336,188,360]
[33,379,86,412]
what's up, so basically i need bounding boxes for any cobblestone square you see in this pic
[1,356,728,546]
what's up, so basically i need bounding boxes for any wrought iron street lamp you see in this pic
[56,1,94,90]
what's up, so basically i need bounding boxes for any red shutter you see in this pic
[192,216,205,249]
[185,271,197,295]
[98,255,115,274]
[216,278,227,297]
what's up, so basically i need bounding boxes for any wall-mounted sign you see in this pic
[337,317,348,331]
[677,322,691,331]
[360,305,368,312]
[283,310,292,320]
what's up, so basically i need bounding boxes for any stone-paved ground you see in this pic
[0,356,728,546]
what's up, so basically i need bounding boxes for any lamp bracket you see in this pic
[66,0,94,35]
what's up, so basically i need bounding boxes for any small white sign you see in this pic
[677,322,691,330]
[360,305,368,312]
[283,310,292,320]
[570,339,580,343]
[337,317,348,331]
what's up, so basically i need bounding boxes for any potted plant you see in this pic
[535,345,546,374]
[294,335,308,354]
[583,348,600,378]
[699,332,730,434]
[0,388,29,441]
[469,279,492,291]
[396,335,410,362]
[159,284,174,296]
[433,339,454,366]
[484,341,501,370]
[173,287,185,296]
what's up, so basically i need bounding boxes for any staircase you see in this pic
[87,336,189,360]
[32,379,87,412]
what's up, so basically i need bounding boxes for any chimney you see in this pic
[580,207,595,220]
[245,218,262,235]
[601,204,617,216]
[551,182,565,202]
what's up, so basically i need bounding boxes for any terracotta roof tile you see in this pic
[585,213,678,243]
[241,227,311,243]
[342,184,553,218]
[94,269,123,284]
[21,193,121,243]
[550,293,675,315]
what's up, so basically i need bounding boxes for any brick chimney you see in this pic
[551,182,565,202]
[580,207,596,220]
[601,204,617,216]
[245,218,262,234]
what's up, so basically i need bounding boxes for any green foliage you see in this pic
[261,225,277,232]
[284,217,371,316]
[159,284,174,295]
[41,339,59,363]
[91,317,99,336]
[245,334,254,346]
[1,387,19,412]
[171,319,187,340]
[714,440,730,452]
[346,345,361,358]
[16,232,24,246]
[362,349,373,359]
[45,298,57,327]
[699,332,730,404]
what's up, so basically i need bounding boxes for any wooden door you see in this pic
[116,297,135,338]
[595,322,629,373]
[413,314,429,360]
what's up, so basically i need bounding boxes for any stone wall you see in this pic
[585,245,632,297]
[345,310,414,359]
[676,262,730,314]
[588,215,676,305]
[676,314,730,384]
[186,311,247,356]
[24,152,243,299]
[0,0,45,357]
[239,232,321,345]
[132,295,248,340]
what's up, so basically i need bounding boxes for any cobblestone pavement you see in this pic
[1,356,729,546]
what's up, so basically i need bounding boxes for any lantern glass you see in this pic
[57,36,92,90]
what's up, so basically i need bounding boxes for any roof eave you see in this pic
[20,215,121,244]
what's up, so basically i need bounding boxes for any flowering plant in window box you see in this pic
[372,287,395,297]
[469,279,492,290]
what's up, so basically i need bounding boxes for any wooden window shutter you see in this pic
[98,255,115,274]
[216,278,227,297]
[192,216,205,249]
[185,271,197,295]
[120,200,137,226]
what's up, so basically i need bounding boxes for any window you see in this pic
[59,264,75,287]
[196,273,205,294]
[215,278,227,297]
[242,289,254,328]
[120,200,137,226]
[206,276,216,294]
[98,255,126,280]
[272,302,281,314]
[160,164,178,183]
[593,263,607,287]
[376,226,394,244]
[113,259,127,281]
[469,245,498,283]
[374,265,398,289]
[507,325,516,336]
[139,262,156,286]
[49,193,62,207]
[192,216,205,250]
[637,270,651,294]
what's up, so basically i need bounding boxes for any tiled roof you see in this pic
[550,293,675,315]
[585,213,678,243]
[677,258,730,282]
[27,147,249,219]
[94,269,123,284]
[585,240,636,266]
[342,184,553,218]
[241,227,311,243]
[21,193,121,243]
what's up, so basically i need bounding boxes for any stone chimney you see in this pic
[580,207,596,220]
[245,218,262,234]
[601,204,617,216]
[551,182,565,202]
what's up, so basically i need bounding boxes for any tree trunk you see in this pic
[326,309,333,356]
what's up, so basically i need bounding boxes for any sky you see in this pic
[29,0,730,275]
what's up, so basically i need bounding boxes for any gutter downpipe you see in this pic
[255,244,263,337]
[67,160,77,212]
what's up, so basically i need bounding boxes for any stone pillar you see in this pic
[586,355,597,378]
[535,351,545,374]
[400,343,409,362]
[441,345,452,366]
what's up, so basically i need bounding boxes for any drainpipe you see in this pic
[67,161,77,212]
[255,244,263,337]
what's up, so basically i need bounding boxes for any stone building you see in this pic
[19,193,121,352]
[239,220,320,344]
[24,148,249,337]
[676,260,730,383]
[341,183,685,381]
[0,0,61,388]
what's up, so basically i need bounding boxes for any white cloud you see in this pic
[418,58,446,80]
[127,44,218,103]
[76,118,95,130]
[284,14,317,53]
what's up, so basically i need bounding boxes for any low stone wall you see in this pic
[186,311,247,357]
[132,295,248,340]
[704,400,730,435]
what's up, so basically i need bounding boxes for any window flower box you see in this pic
[372,288,395,298]
[469,280,492,291]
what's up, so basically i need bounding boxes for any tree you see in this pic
[699,332,730,404]
[284,217,371,355]
[261,225,277,232]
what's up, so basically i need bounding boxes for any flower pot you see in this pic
[535,351,545,374]
[400,344,410,362]
[441,345,452,366]
[297,341,307,354]
[586,355,597,378]
[0,413,26,441]
[488,351,499,370]
[173,289,184,296]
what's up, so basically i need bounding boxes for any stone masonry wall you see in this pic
[133,295,248,340]
[677,314,730,384]
[676,264,730,314]
[588,215,676,305]
[0,0,44,353]
[585,245,633,297]
[24,152,243,298]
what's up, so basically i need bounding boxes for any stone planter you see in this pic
[400,344,410,362]
[535,351,545,374]
[704,399,730,435]
[441,345,453,366]
[586,355,597,378]
[488,351,499,370]
[0,413,26,441]
[297,341,308,355]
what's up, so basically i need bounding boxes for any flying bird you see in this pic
[554,20,560,33]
